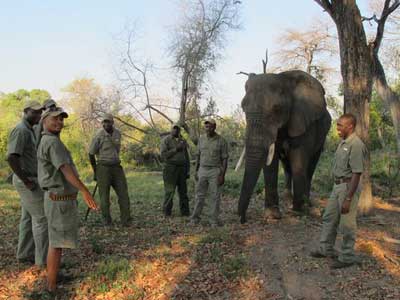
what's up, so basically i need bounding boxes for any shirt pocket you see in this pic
[336,147,350,172]
[51,201,78,231]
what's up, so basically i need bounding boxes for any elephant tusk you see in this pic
[266,143,275,166]
[235,147,246,172]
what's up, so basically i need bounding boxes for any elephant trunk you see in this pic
[238,146,266,224]
[238,112,277,223]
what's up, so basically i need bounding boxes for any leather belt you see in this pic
[49,192,78,201]
[334,177,351,185]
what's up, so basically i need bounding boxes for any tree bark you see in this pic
[331,1,374,214]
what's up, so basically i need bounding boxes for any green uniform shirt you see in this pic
[160,134,189,165]
[333,133,367,179]
[89,128,121,164]
[37,130,78,195]
[197,133,228,168]
[7,118,38,177]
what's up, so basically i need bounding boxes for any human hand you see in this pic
[83,190,99,211]
[23,179,36,191]
[341,198,351,214]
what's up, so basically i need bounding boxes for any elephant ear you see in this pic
[283,71,327,137]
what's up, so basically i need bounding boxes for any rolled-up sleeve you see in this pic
[7,128,26,156]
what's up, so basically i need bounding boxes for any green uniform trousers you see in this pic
[319,182,360,263]
[162,164,189,216]
[97,164,131,224]
[13,175,48,266]
[191,166,221,224]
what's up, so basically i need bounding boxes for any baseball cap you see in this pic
[23,100,43,111]
[204,118,216,125]
[41,107,69,121]
[43,99,57,109]
[102,113,114,122]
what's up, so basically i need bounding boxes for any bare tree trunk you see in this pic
[334,2,374,215]
[377,126,386,149]
[373,56,400,154]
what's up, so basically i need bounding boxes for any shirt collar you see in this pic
[344,132,356,144]
[22,117,34,131]
[42,128,59,137]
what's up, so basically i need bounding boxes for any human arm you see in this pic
[341,173,361,214]
[89,154,97,181]
[60,164,99,210]
[218,158,228,186]
[341,141,366,214]
[7,154,36,190]
[217,138,229,186]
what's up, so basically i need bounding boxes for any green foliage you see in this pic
[0,89,51,170]
[369,91,396,151]
[220,254,248,279]
[88,256,134,293]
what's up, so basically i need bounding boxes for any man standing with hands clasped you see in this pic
[311,113,367,269]
[160,124,190,217]
[7,100,48,268]
[37,107,99,298]
[190,119,228,227]
[89,113,131,226]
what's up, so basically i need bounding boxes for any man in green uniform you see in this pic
[34,99,57,148]
[311,113,367,269]
[160,124,190,216]
[191,119,228,226]
[37,107,99,297]
[7,100,48,267]
[89,113,131,226]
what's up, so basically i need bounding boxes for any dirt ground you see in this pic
[0,179,399,300]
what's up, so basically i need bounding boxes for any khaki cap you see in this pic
[204,118,216,125]
[102,113,114,122]
[43,99,57,109]
[23,100,43,111]
[41,107,69,121]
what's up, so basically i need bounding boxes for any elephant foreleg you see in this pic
[306,147,323,200]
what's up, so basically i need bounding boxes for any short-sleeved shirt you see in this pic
[89,128,121,164]
[333,133,367,179]
[7,118,38,177]
[197,133,229,168]
[37,130,78,195]
[160,134,189,165]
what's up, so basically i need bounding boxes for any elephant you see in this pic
[237,70,331,224]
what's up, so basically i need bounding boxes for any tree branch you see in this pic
[145,104,174,124]
[236,71,249,76]
[113,115,148,134]
[373,0,400,54]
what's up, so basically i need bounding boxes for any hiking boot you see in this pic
[330,260,354,269]
[265,207,282,220]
